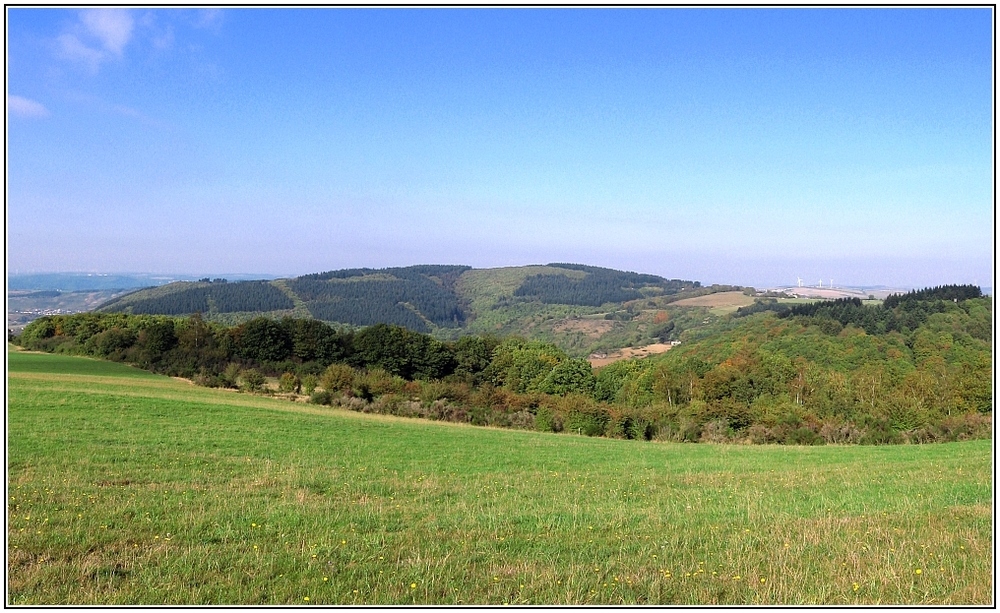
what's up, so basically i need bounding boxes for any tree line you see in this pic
[15,285,992,445]
[734,285,988,338]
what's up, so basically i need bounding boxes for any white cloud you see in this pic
[80,8,134,55]
[8,95,50,118]
[56,9,134,71]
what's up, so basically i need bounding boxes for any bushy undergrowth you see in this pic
[298,374,991,445]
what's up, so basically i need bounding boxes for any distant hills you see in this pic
[94,264,708,356]
[96,264,700,329]
[8,272,277,292]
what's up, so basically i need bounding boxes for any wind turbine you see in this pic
[797,277,802,288]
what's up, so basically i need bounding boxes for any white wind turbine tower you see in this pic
[818,279,823,288]
[797,277,803,288]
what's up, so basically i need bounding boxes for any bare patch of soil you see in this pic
[588,343,673,368]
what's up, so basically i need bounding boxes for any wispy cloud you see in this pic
[56,8,134,71]
[193,9,224,32]
[8,95,50,118]
[137,11,175,51]
[81,9,134,55]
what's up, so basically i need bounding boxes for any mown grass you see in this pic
[7,349,993,605]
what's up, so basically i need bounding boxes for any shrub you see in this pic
[220,363,241,388]
[356,368,405,397]
[627,417,656,441]
[372,393,405,416]
[239,369,266,393]
[742,424,781,445]
[321,363,355,394]
[509,410,535,430]
[654,416,702,443]
[858,417,902,445]
[784,426,825,446]
[419,380,453,404]
[278,372,302,394]
[309,390,333,405]
[819,420,863,444]
[700,419,733,443]
[301,374,318,395]
[192,372,225,388]
[904,413,993,443]
[469,385,513,412]
[565,407,609,437]
[534,406,563,433]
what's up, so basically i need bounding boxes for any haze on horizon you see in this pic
[6,8,994,290]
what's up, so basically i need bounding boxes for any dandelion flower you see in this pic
[303,597,310,602]
[410,583,417,589]
[914,569,922,575]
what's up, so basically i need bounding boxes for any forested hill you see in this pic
[96,264,700,334]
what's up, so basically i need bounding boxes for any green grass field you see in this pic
[7,349,993,605]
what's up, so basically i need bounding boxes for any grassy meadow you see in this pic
[7,348,993,605]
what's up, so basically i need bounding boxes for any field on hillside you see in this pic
[669,291,764,316]
[588,343,674,368]
[7,349,993,605]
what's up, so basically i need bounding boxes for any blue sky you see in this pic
[6,7,994,288]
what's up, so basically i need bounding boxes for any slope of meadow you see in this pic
[7,349,992,605]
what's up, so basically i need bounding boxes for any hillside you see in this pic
[96,264,706,356]
[9,349,992,604]
[16,284,991,447]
